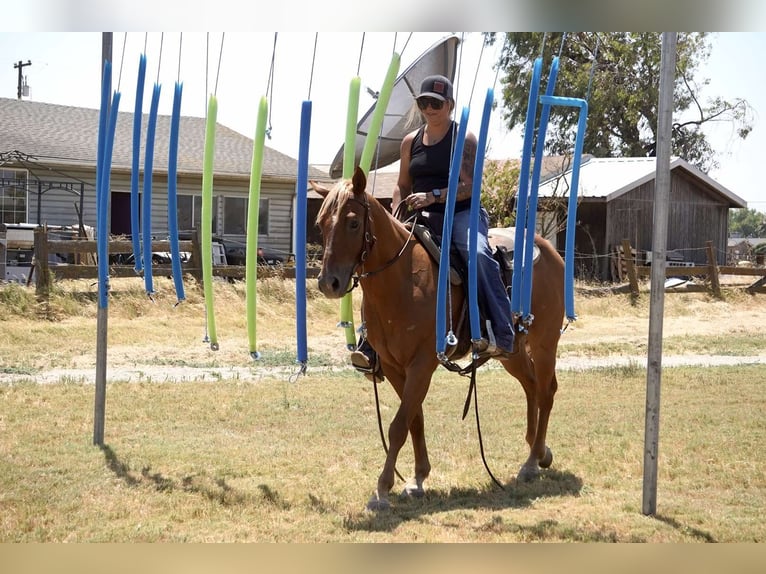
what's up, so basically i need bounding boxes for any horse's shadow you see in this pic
[343,468,584,533]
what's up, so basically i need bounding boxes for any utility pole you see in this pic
[14,60,32,99]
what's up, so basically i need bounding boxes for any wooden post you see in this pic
[621,239,639,298]
[34,225,51,299]
[0,224,6,282]
[705,240,722,299]
[643,32,676,517]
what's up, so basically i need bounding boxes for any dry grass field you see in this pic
[1,275,765,544]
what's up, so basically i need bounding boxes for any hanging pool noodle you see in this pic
[130,54,146,274]
[468,88,495,343]
[168,81,185,303]
[359,54,400,173]
[435,106,469,356]
[347,54,399,349]
[520,56,559,324]
[201,95,219,350]
[246,96,268,360]
[539,94,588,322]
[338,76,361,350]
[510,57,542,320]
[142,83,162,295]
[95,60,109,309]
[294,99,312,364]
[96,60,119,310]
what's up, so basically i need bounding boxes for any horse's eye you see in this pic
[349,218,360,231]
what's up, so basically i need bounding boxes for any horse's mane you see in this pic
[316,177,405,232]
[315,179,352,228]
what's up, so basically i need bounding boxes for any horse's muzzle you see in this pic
[317,271,346,299]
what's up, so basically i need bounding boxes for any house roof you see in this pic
[536,156,747,208]
[0,97,328,183]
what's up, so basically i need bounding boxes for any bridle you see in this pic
[340,194,417,293]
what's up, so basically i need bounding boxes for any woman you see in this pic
[350,75,515,378]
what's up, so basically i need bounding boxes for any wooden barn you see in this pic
[0,97,328,265]
[537,157,748,281]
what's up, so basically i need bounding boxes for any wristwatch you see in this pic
[431,188,442,201]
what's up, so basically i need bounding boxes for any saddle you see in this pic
[408,222,541,291]
[409,221,541,362]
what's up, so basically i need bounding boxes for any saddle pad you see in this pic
[488,227,540,265]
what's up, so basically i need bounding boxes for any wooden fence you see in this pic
[615,239,766,297]
[29,226,315,299]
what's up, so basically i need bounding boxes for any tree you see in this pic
[729,207,766,238]
[486,33,754,174]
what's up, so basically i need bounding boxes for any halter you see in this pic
[340,194,416,294]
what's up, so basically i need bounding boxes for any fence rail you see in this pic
[616,239,766,297]
[26,226,315,299]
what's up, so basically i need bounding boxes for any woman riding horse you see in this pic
[311,161,565,510]
[350,75,516,380]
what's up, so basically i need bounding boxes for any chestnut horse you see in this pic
[311,166,565,511]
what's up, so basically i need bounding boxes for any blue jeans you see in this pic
[422,207,515,351]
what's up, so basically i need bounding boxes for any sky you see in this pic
[1,31,765,213]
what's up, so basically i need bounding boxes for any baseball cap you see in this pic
[416,75,453,101]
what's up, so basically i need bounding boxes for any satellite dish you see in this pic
[329,34,460,179]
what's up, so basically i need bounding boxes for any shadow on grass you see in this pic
[100,444,290,509]
[654,513,717,542]
[342,467,585,534]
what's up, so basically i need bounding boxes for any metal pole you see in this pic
[94,32,113,447]
[642,32,677,516]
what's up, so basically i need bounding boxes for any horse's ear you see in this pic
[309,180,330,198]
[352,166,367,196]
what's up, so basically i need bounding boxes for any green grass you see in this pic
[0,277,764,542]
[0,365,764,542]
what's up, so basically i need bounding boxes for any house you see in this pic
[0,97,329,265]
[536,156,748,281]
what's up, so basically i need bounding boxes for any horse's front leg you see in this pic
[401,405,430,499]
[367,368,432,511]
[367,404,410,511]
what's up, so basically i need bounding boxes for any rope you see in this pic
[585,34,600,104]
[356,33,365,76]
[177,33,182,84]
[467,32,485,109]
[265,33,278,138]
[156,33,164,84]
[307,32,318,101]
[214,32,225,96]
[117,33,127,92]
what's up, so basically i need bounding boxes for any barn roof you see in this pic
[536,156,747,208]
[0,97,328,183]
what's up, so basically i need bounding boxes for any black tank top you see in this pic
[408,121,471,214]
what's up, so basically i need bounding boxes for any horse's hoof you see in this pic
[517,463,540,483]
[366,493,391,512]
[539,446,553,469]
[400,481,425,499]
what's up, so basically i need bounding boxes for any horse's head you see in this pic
[310,166,374,299]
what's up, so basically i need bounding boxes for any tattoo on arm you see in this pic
[458,137,477,200]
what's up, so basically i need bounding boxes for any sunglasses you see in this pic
[416,97,445,111]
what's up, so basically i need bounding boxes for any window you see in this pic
[258,197,269,236]
[177,195,217,233]
[222,196,270,236]
[223,197,247,235]
[0,169,28,225]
